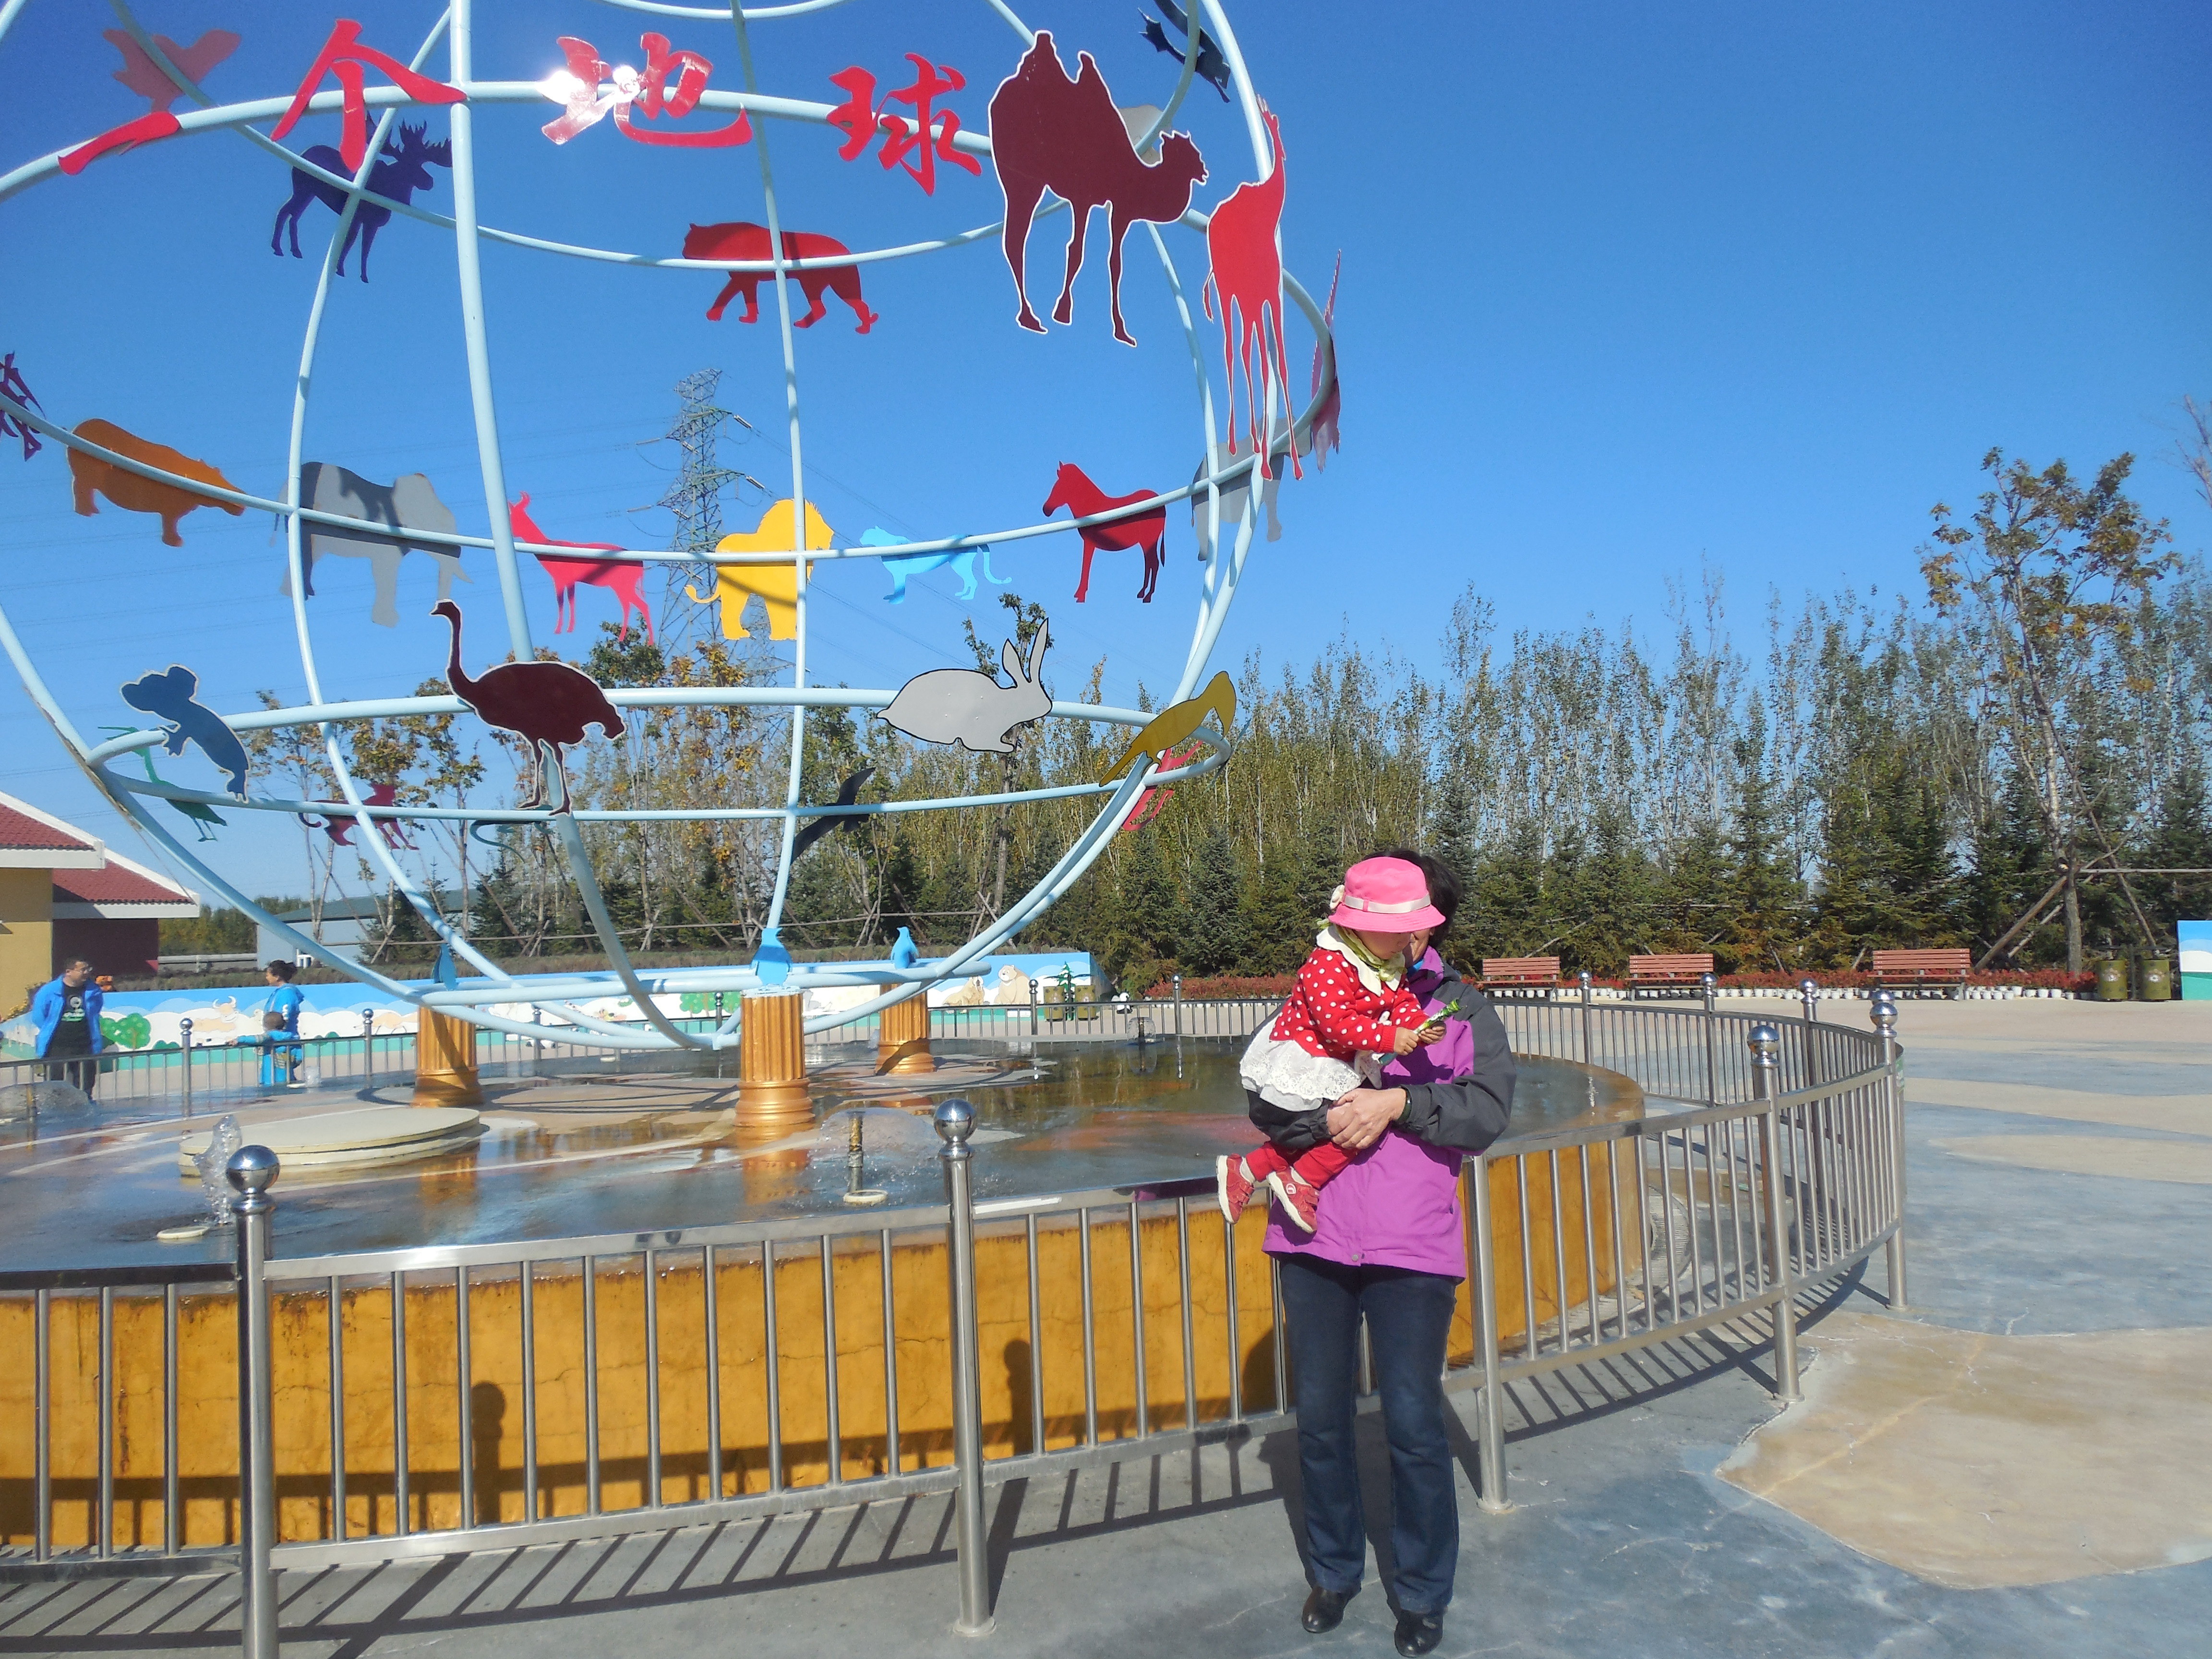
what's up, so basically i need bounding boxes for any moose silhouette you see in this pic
[272,120,451,281]
[988,31,1207,346]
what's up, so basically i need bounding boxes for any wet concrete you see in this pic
[4,1002,2205,1656]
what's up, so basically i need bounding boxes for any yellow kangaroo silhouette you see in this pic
[685,499,834,640]
[1099,671,1237,782]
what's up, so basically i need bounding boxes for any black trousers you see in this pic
[41,1052,97,1096]
[1276,1253,1460,1614]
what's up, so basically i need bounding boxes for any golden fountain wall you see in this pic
[1,1148,1631,1551]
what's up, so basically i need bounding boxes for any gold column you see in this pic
[736,990,814,1129]
[876,990,935,1075]
[412,1007,484,1107]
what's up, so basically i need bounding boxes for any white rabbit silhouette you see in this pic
[878,621,1051,754]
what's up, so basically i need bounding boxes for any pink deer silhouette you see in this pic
[509,495,655,644]
[1203,104,1299,480]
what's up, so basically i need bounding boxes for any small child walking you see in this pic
[1219,856,1446,1234]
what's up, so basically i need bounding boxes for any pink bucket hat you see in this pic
[1327,856,1445,934]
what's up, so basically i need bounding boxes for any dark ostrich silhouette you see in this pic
[432,601,624,812]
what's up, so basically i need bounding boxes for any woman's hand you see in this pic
[1327,1087,1407,1151]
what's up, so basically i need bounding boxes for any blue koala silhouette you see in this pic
[120,665,249,799]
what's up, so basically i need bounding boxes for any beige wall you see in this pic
[0,867,53,1015]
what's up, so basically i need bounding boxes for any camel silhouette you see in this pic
[988,31,1207,346]
[432,601,625,813]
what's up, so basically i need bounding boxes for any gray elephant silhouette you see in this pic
[120,665,249,799]
[279,462,469,627]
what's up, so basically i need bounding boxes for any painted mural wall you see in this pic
[1,952,1094,1056]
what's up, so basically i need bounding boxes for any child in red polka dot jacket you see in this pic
[1218,855,1448,1234]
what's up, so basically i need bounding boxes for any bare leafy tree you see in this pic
[1923,450,2177,966]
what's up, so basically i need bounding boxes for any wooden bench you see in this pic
[1481,956,1562,997]
[1629,953,1715,997]
[1872,948,1971,998]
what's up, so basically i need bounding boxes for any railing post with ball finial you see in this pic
[935,1099,994,1636]
[1699,974,1718,1104]
[1872,991,1907,1310]
[228,1144,281,1658]
[1749,1026,1799,1401]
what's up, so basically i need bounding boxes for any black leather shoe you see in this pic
[1300,1585,1354,1633]
[1393,1610,1444,1656]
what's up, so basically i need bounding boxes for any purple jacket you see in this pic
[1263,951,1515,1280]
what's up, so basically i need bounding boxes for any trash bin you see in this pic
[2138,957,2173,1002]
[2093,958,2129,1000]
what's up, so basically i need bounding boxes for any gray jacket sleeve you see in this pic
[1396,976,1515,1154]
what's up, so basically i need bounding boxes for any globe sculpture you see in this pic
[0,2,1338,1054]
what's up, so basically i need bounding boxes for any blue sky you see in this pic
[0,0,2206,906]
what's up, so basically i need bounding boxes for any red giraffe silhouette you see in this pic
[509,495,655,644]
[1203,105,1298,479]
[988,31,1207,347]
[1043,464,1165,603]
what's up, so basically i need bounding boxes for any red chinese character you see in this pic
[538,33,750,149]
[273,20,464,175]
[59,27,243,177]
[58,111,181,176]
[1121,740,1206,835]
[826,55,981,194]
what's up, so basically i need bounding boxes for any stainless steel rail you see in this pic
[1,995,1904,1651]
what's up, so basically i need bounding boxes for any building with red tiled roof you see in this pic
[0,791,196,1001]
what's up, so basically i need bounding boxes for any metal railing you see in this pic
[0,992,1905,1653]
[1,993,1289,1118]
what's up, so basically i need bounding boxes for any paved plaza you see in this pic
[4,998,2206,1658]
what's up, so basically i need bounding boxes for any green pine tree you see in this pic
[1178,823,1248,975]
[1724,714,1802,974]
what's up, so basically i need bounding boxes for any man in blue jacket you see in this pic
[31,958,103,1097]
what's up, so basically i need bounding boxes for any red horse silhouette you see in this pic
[509,495,654,644]
[988,31,1207,346]
[1044,464,1165,603]
[1204,104,1298,479]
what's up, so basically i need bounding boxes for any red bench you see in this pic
[1629,953,1715,997]
[1481,956,1561,997]
[1872,948,1971,998]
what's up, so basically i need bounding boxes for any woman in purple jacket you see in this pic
[1259,848,1515,1655]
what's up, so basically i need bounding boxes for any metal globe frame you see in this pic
[0,0,1337,1050]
